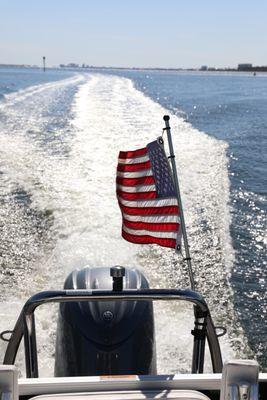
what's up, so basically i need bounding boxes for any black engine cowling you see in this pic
[54,267,156,376]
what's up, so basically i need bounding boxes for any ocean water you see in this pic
[0,67,266,376]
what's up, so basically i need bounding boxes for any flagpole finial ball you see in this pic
[163,115,170,121]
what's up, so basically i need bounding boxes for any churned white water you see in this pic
[0,73,249,376]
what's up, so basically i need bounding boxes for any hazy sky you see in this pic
[1,0,266,68]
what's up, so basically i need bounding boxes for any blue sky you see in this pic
[1,0,266,68]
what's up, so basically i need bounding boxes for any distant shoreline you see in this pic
[1,63,267,73]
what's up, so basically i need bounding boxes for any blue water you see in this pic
[0,67,74,100]
[134,71,267,362]
[0,68,267,369]
[109,69,267,365]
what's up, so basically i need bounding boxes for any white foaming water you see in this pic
[0,73,247,377]
[0,75,84,108]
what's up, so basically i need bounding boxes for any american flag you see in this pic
[116,138,181,249]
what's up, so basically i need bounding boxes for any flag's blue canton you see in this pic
[147,140,176,198]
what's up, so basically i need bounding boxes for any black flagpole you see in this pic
[163,115,195,291]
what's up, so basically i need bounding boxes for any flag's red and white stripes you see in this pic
[116,145,180,249]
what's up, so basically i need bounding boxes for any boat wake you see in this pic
[0,73,251,376]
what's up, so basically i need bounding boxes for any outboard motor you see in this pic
[55,266,156,376]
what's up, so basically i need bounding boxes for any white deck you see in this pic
[19,373,267,395]
[18,374,222,396]
[1,364,267,400]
